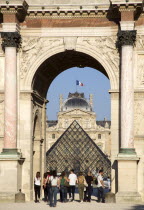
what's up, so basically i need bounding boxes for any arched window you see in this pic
[52,134,55,139]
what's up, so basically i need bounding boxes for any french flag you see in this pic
[76,80,84,86]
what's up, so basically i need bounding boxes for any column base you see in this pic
[119,148,136,155]
[1,148,21,155]
[116,192,141,203]
[0,151,24,202]
[115,154,141,203]
[105,192,116,203]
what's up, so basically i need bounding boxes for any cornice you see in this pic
[0,0,28,22]
[110,0,143,19]
[26,6,110,19]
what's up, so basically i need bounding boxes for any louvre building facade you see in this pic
[46,92,111,173]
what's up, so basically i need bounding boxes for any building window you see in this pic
[52,134,55,139]
[98,134,101,139]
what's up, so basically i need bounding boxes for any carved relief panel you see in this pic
[20,37,64,79]
[134,95,144,136]
[20,35,119,82]
[77,36,119,72]
[135,36,144,89]
[136,54,144,88]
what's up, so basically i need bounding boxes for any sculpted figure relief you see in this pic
[20,37,63,79]
[20,36,119,80]
[137,55,144,87]
[81,36,119,71]
[134,101,144,135]
[136,35,144,49]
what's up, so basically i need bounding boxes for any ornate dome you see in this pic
[62,92,92,111]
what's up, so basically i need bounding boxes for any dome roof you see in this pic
[62,92,92,112]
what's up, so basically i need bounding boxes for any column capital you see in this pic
[1,32,21,51]
[117,30,136,48]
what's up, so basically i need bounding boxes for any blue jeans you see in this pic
[60,185,67,202]
[84,185,93,201]
[97,187,105,203]
[46,185,51,202]
[50,186,58,206]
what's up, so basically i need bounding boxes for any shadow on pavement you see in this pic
[127,205,144,210]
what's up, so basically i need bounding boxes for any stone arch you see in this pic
[32,109,42,178]
[33,109,42,139]
[22,43,119,91]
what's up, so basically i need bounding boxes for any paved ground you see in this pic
[0,200,144,210]
[0,194,144,210]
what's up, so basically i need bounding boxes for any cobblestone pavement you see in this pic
[0,194,144,210]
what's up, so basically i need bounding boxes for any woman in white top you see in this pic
[34,171,41,203]
[48,170,59,207]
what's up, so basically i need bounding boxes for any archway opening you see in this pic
[32,50,109,98]
[31,50,111,181]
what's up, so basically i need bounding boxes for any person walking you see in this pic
[49,170,59,207]
[84,171,93,202]
[43,172,48,202]
[46,171,52,204]
[59,171,68,202]
[77,172,86,203]
[68,169,77,202]
[34,171,41,203]
[97,169,105,203]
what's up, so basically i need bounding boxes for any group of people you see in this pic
[34,169,107,207]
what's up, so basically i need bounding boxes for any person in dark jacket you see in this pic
[84,171,93,202]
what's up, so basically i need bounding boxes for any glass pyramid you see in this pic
[46,120,111,177]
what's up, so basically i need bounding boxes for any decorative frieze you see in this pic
[20,37,63,79]
[136,35,144,50]
[19,36,119,80]
[117,30,137,48]
[137,55,144,87]
[1,32,21,50]
[81,36,119,70]
[134,100,144,136]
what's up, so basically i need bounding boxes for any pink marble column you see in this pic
[121,45,134,149]
[1,32,21,152]
[118,30,136,153]
[4,47,17,149]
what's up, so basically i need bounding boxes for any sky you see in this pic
[46,67,111,121]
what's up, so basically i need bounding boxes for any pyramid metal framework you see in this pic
[46,120,111,177]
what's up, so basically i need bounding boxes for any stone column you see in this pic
[1,32,21,154]
[116,30,141,203]
[118,30,136,154]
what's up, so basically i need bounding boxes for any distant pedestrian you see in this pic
[49,170,59,207]
[97,169,105,203]
[34,171,41,203]
[84,171,93,202]
[43,172,48,202]
[46,171,52,204]
[59,171,68,202]
[77,172,86,203]
[68,169,77,202]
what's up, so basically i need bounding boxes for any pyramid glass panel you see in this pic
[46,120,111,177]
